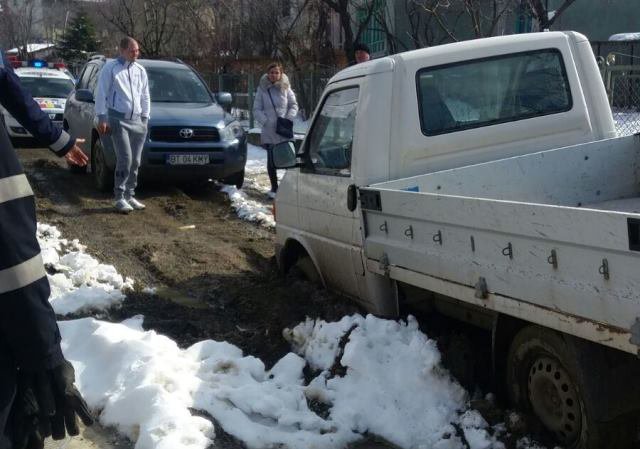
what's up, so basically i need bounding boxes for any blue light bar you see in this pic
[30,59,46,68]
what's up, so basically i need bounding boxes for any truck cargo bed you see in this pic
[360,135,640,354]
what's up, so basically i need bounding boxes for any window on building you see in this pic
[416,49,572,136]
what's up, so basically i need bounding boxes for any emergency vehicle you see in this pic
[1,60,75,139]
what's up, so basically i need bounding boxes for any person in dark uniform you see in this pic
[0,54,94,449]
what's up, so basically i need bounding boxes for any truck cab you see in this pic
[275,31,615,314]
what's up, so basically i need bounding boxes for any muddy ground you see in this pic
[19,146,552,449]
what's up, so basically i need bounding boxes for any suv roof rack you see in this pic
[89,54,106,61]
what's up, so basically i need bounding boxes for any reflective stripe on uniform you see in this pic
[49,130,71,153]
[0,253,46,295]
[0,174,33,206]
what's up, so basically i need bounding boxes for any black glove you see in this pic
[10,377,43,449]
[36,358,95,440]
[11,359,95,448]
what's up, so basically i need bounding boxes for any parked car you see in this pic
[64,57,247,189]
[0,65,75,141]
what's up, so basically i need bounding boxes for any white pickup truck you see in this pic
[272,32,640,448]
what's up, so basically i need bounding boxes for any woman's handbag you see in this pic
[268,89,294,139]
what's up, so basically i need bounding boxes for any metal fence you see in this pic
[592,41,640,136]
[202,70,335,128]
[601,64,640,136]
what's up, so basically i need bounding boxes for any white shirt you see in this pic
[95,57,150,121]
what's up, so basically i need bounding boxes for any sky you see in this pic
[34,149,550,449]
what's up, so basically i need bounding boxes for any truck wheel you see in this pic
[92,138,113,192]
[222,169,244,189]
[294,255,322,286]
[506,325,630,449]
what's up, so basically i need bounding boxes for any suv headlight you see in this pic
[220,121,243,141]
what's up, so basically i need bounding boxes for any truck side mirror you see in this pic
[75,89,94,103]
[216,92,232,107]
[273,141,299,169]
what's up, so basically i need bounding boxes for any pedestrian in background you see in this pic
[354,42,371,64]
[95,36,151,213]
[252,62,299,199]
[0,52,94,449]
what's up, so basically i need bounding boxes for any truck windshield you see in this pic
[147,67,212,103]
[20,77,74,98]
[417,49,572,136]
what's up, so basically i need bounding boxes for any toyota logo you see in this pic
[179,128,194,139]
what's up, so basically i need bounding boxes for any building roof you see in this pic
[7,43,56,54]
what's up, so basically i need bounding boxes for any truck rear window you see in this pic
[416,49,572,136]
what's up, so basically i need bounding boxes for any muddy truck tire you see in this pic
[506,325,639,449]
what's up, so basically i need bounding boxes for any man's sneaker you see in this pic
[126,197,146,210]
[267,191,277,199]
[115,199,134,214]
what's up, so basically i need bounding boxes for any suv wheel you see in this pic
[222,169,244,189]
[92,137,113,192]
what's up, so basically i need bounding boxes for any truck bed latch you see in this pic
[475,277,488,299]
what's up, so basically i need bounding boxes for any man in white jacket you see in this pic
[95,37,151,213]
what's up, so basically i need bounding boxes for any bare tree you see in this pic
[417,0,517,43]
[317,0,377,64]
[0,0,39,58]
[526,0,577,31]
[368,0,519,56]
[99,0,180,57]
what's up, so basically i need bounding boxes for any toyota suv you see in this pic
[64,57,247,189]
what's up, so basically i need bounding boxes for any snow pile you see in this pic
[60,312,517,449]
[37,223,133,315]
[287,315,506,449]
[220,184,275,227]
[220,144,283,228]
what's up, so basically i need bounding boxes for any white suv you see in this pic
[1,66,75,139]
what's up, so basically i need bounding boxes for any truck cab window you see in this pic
[417,49,572,136]
[306,87,359,176]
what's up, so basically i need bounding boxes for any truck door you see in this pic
[297,84,362,297]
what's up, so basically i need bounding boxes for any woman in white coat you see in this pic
[252,62,299,198]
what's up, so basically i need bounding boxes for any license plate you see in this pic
[166,154,209,165]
